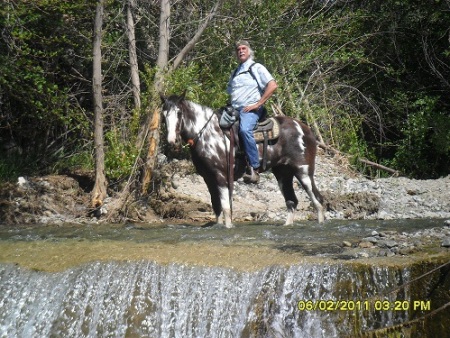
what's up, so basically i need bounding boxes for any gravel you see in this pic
[170,151,450,223]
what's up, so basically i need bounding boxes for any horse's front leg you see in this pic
[295,170,325,223]
[217,186,233,228]
[204,178,233,228]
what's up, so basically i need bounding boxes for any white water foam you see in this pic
[0,262,409,337]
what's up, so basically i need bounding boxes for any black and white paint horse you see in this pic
[160,93,324,228]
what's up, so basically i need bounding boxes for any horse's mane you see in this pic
[178,95,215,114]
[163,94,184,106]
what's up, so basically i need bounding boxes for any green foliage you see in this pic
[0,0,94,177]
[164,64,203,100]
[163,63,227,107]
[1,0,449,180]
[0,151,43,183]
[55,151,94,173]
[389,96,450,178]
[0,157,23,183]
[104,130,138,181]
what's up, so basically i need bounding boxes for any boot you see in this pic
[243,166,260,184]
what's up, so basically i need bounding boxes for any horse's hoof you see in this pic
[209,223,234,229]
[201,221,217,228]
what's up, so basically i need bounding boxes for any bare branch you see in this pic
[422,35,450,89]
[171,0,225,70]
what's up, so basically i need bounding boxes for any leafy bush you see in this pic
[389,96,450,178]
[104,130,138,181]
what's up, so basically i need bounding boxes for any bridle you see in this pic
[177,104,216,148]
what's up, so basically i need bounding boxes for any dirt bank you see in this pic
[1,150,449,226]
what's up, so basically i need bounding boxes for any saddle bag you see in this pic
[219,105,240,128]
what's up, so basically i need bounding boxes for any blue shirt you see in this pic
[227,58,274,110]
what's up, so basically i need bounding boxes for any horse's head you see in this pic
[160,92,186,145]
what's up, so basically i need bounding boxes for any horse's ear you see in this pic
[159,92,166,104]
[180,90,187,100]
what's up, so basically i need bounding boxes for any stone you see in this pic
[379,240,398,248]
[342,241,352,247]
[17,176,28,187]
[43,210,53,217]
[171,180,180,189]
[377,211,389,219]
[399,248,413,255]
[441,237,450,248]
[381,231,398,236]
[386,250,396,257]
[359,241,373,248]
[363,236,378,244]
[378,249,389,257]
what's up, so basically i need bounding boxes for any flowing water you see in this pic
[0,219,449,338]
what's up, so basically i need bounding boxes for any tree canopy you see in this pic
[1,0,449,182]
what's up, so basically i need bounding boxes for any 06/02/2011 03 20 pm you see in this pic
[297,299,431,312]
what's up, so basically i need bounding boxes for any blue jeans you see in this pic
[239,107,263,169]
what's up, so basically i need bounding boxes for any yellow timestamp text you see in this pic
[297,300,431,312]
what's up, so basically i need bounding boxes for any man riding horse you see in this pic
[227,40,278,184]
[160,41,324,227]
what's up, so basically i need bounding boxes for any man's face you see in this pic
[236,45,250,63]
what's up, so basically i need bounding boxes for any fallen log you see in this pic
[359,158,401,176]
[317,142,339,156]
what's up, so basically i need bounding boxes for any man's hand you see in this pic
[243,103,260,112]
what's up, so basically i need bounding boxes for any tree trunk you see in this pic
[126,0,141,109]
[155,0,170,90]
[138,0,170,195]
[139,0,225,195]
[91,0,108,211]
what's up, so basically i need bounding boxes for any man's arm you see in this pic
[243,80,278,112]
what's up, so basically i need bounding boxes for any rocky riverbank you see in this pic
[1,150,449,259]
[162,150,450,223]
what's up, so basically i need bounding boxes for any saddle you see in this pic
[252,117,280,170]
[220,107,280,173]
[253,117,280,142]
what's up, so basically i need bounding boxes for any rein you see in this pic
[227,128,235,216]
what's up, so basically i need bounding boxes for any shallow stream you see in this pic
[1,219,449,337]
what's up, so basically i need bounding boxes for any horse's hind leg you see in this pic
[273,169,298,225]
[295,167,324,223]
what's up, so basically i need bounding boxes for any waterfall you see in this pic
[0,261,409,338]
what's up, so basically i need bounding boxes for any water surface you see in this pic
[0,218,447,271]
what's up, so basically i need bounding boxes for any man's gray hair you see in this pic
[235,40,254,59]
